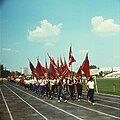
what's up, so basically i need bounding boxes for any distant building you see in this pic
[98,67,120,77]
[99,67,120,73]
[75,66,120,77]
[104,72,120,78]
[90,68,99,76]
[99,67,112,73]
[113,67,120,72]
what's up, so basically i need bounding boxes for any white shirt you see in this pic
[40,79,45,86]
[87,81,94,89]
[50,79,56,85]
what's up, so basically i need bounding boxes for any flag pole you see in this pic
[45,56,47,78]
[71,63,72,76]
[70,43,72,76]
[94,76,98,93]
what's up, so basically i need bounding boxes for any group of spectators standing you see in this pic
[18,75,95,105]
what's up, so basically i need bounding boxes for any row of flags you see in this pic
[28,45,91,78]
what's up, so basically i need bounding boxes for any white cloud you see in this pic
[44,42,54,47]
[2,48,12,52]
[2,48,18,52]
[91,16,120,33]
[78,49,88,54]
[28,20,62,42]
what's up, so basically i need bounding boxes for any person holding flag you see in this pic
[86,77,95,105]
[81,52,96,105]
[75,76,83,101]
[57,75,67,103]
[76,65,83,101]
[44,77,52,99]
[67,75,74,100]
[39,76,45,97]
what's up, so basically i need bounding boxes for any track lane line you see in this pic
[0,88,13,120]
[95,95,120,101]
[5,85,48,120]
[8,83,120,120]
[96,92,120,98]
[95,98,120,105]
[81,99,120,110]
[83,92,120,102]
[68,101,120,119]
[53,97,120,119]
[5,84,84,120]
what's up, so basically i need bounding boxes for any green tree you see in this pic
[0,64,10,78]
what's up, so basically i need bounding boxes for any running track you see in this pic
[0,81,120,120]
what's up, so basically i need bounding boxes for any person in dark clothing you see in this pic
[67,76,74,100]
[76,76,83,101]
[57,76,67,103]
[29,83,33,91]
[44,78,52,99]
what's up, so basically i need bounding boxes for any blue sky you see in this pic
[0,0,120,72]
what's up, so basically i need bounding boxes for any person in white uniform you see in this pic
[87,77,95,105]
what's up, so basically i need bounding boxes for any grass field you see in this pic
[96,78,120,95]
[82,78,120,95]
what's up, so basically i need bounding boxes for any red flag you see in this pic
[49,62,56,77]
[48,53,59,77]
[29,60,38,77]
[82,53,90,77]
[76,65,82,76]
[69,56,76,67]
[36,59,44,77]
[57,57,63,75]
[47,53,58,67]
[62,57,70,77]
[68,45,76,67]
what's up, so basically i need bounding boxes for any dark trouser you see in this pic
[89,89,94,103]
[35,85,39,94]
[77,85,82,99]
[87,90,90,99]
[69,85,74,100]
[30,84,33,91]
[32,85,36,92]
[52,85,55,95]
[55,84,58,92]
[58,85,66,100]
[45,86,51,98]
[39,86,44,96]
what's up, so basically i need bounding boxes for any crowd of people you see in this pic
[16,75,95,105]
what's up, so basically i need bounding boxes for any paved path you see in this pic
[0,81,120,120]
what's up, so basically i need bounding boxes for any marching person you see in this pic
[67,76,74,100]
[76,76,83,101]
[39,76,45,97]
[87,77,95,105]
[50,77,56,96]
[32,81,36,93]
[85,76,90,100]
[57,76,67,103]
[44,77,52,99]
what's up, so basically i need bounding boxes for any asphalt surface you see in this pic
[0,81,120,120]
